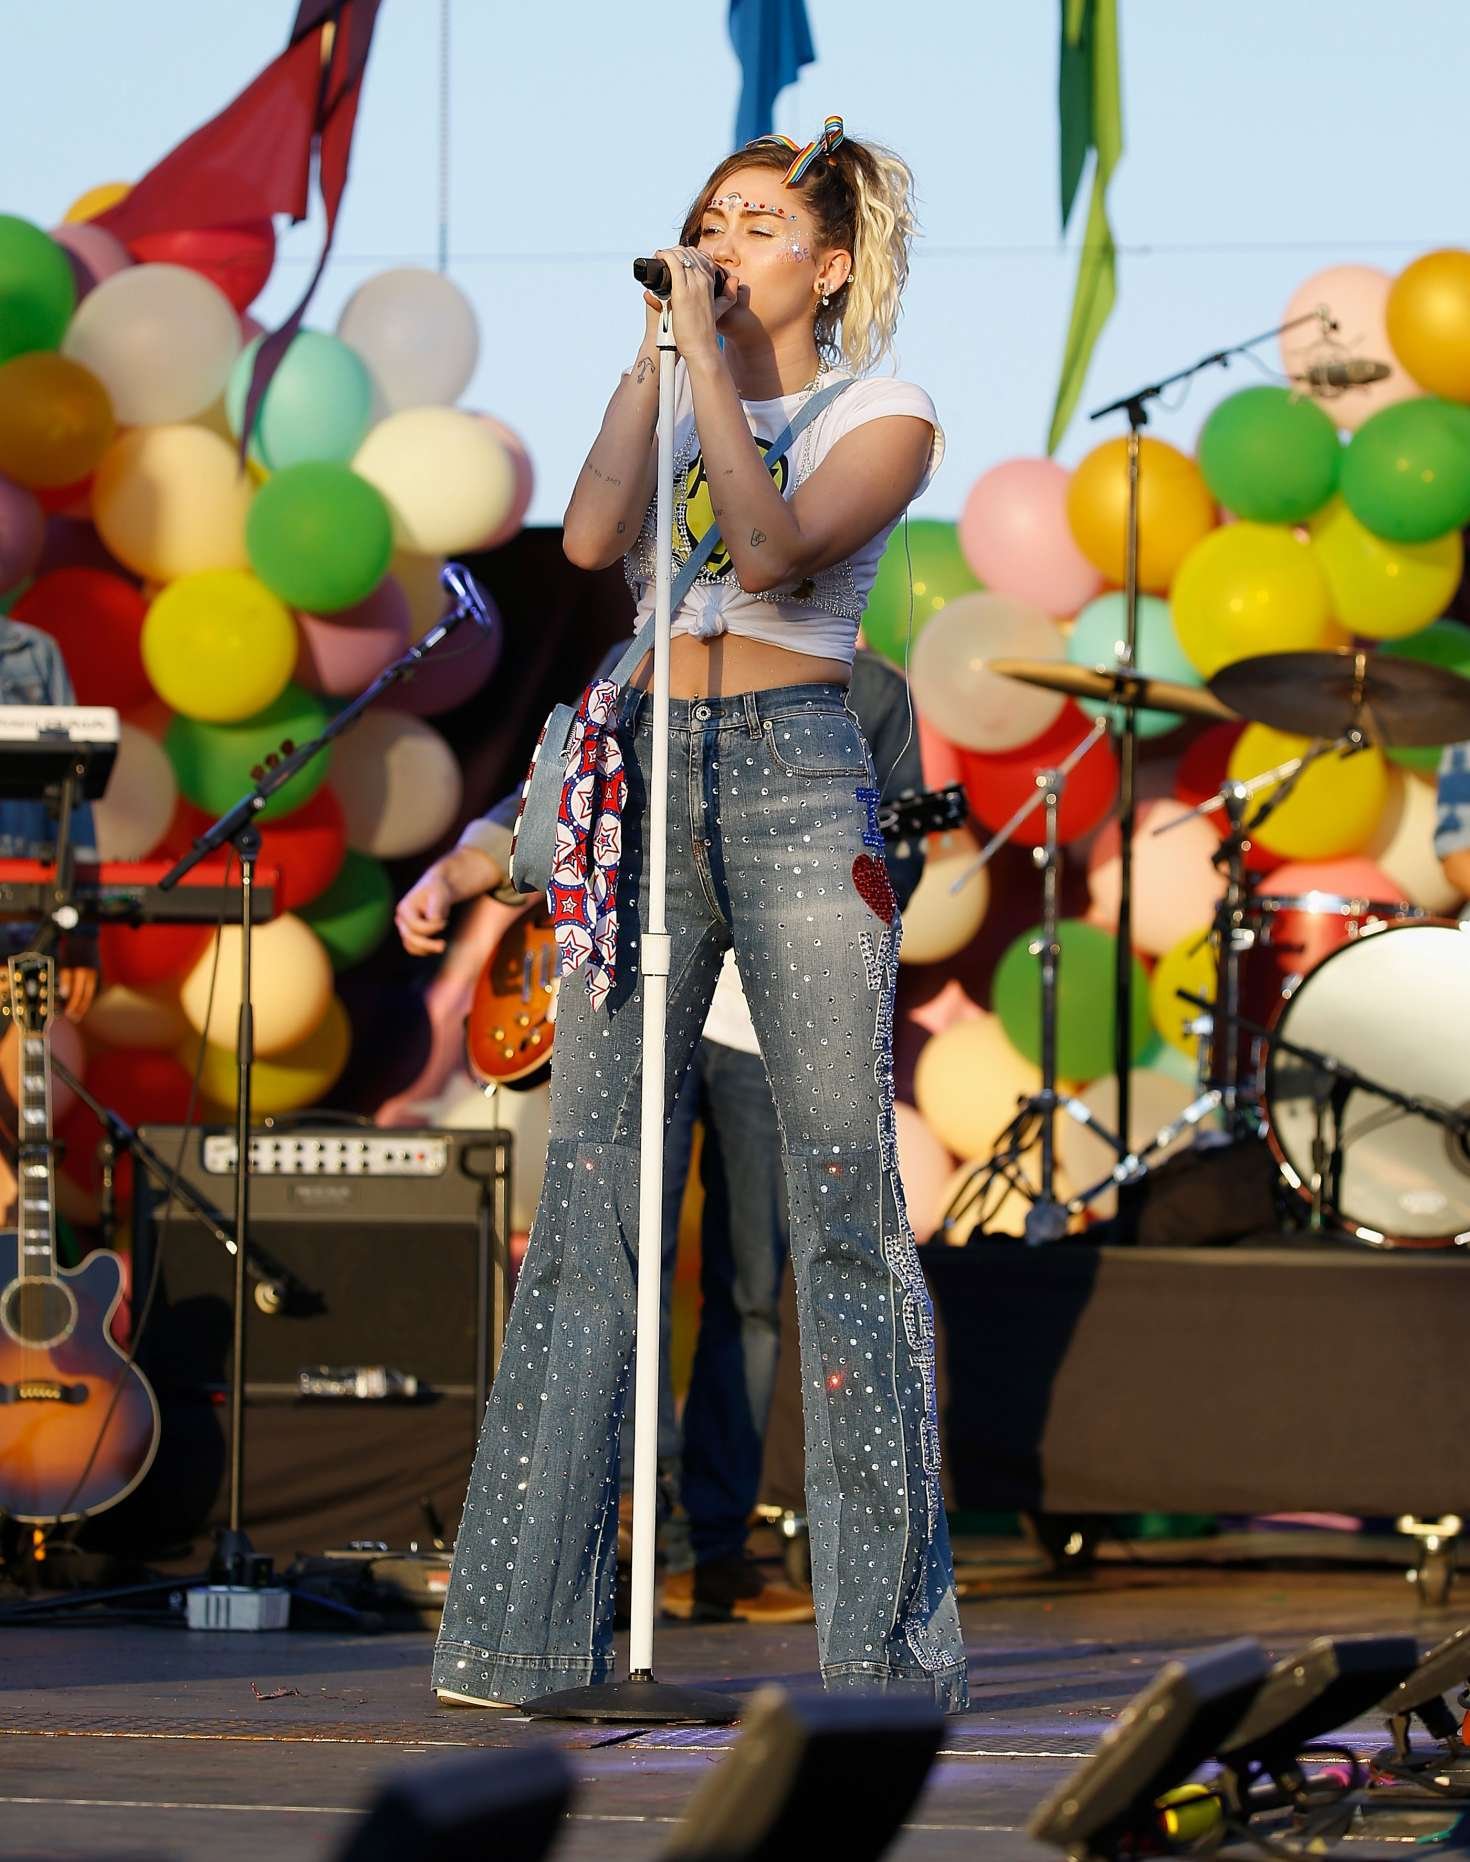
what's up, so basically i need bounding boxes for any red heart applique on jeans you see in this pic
[852,852,896,923]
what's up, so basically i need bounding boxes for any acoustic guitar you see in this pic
[0,953,160,1523]
[465,784,969,1091]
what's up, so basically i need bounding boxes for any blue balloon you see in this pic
[226,330,374,471]
[1066,591,1202,739]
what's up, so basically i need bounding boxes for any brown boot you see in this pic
[662,1554,813,1625]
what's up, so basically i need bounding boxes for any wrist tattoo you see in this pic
[635,355,655,384]
[750,528,767,548]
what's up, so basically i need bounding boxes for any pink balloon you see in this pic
[893,1101,956,1242]
[390,594,503,717]
[295,577,412,696]
[917,712,964,790]
[1088,798,1226,957]
[1279,266,1419,432]
[1264,857,1409,906]
[48,222,133,301]
[958,458,1104,617]
[473,414,535,549]
[0,477,44,590]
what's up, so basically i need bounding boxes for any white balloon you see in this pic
[1058,1067,1206,1218]
[898,827,988,965]
[354,407,514,555]
[63,262,240,425]
[908,592,1067,751]
[329,708,463,858]
[180,915,334,1058]
[1366,768,1464,914]
[935,1157,1076,1242]
[92,721,177,860]
[337,268,479,411]
[438,1070,549,1232]
[893,1102,955,1242]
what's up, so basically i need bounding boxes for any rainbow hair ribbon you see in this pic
[764,115,845,187]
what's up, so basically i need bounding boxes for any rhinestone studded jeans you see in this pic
[432,684,968,1712]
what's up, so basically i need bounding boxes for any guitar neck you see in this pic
[10,959,57,1281]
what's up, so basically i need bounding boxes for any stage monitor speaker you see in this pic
[338,1746,573,1861]
[662,1686,943,1861]
[132,1123,511,1398]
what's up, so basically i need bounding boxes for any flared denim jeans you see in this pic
[432,683,967,1710]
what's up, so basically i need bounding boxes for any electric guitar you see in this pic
[0,954,160,1522]
[464,783,970,1090]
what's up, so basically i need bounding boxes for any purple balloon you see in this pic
[392,598,502,716]
[48,222,133,302]
[38,514,139,582]
[0,477,45,592]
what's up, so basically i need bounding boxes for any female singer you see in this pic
[432,119,967,1711]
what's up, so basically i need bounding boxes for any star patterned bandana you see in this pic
[546,678,626,1009]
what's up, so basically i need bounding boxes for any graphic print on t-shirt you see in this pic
[677,437,789,579]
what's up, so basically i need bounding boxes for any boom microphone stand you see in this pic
[522,295,735,1725]
[1085,309,1329,1225]
[156,567,499,1590]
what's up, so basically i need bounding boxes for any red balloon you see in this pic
[84,1047,197,1129]
[100,921,213,990]
[12,566,150,709]
[960,701,1119,846]
[127,220,277,312]
[171,785,347,912]
[34,477,93,518]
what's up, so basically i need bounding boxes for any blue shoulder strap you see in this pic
[603,375,852,691]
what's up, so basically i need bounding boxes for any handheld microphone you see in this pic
[1295,356,1392,390]
[634,256,728,300]
[440,561,494,631]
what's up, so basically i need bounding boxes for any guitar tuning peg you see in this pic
[280,739,295,755]
[250,764,266,781]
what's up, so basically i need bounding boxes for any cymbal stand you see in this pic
[1086,307,1331,1197]
[941,717,1123,1245]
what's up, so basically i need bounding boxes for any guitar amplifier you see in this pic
[132,1123,513,1400]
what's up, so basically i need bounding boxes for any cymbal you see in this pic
[1208,649,1470,748]
[987,657,1238,724]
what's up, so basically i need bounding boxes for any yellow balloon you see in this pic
[935,1158,1077,1242]
[898,827,989,964]
[143,570,297,721]
[185,995,351,1114]
[1309,498,1462,641]
[92,424,253,582]
[1171,523,1332,679]
[85,981,188,1052]
[1065,436,1217,593]
[354,408,514,554]
[63,181,130,224]
[1149,928,1217,1059]
[913,1011,1042,1159]
[1228,723,1388,860]
[1386,249,1470,403]
[179,914,333,1057]
[0,352,114,489]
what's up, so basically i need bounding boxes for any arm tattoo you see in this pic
[750,528,767,548]
[589,465,623,488]
[635,356,655,384]
[616,521,626,535]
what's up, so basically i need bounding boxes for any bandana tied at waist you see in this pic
[547,678,625,1010]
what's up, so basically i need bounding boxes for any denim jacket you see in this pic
[0,619,99,862]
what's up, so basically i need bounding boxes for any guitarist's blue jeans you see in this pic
[432,685,967,1711]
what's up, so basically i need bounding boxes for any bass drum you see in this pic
[1265,919,1470,1248]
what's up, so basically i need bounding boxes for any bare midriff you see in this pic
[630,631,851,699]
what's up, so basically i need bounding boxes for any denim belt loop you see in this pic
[742,691,762,737]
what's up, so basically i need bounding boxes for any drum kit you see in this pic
[944,645,1470,1252]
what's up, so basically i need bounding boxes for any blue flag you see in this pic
[729,0,816,146]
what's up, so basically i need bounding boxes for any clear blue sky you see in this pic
[4,2,1463,524]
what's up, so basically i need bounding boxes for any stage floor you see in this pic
[1,1537,1462,1861]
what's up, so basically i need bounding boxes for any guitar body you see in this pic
[0,1235,161,1522]
[465,900,559,1089]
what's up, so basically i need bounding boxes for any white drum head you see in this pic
[1266,921,1470,1245]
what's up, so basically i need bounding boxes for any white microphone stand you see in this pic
[523,301,735,1724]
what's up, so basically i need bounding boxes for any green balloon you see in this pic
[1067,592,1200,739]
[993,919,1153,1083]
[1196,386,1341,524]
[1340,397,1470,543]
[246,462,393,613]
[165,685,332,822]
[862,518,982,667]
[301,849,392,969]
[226,331,374,472]
[1381,618,1470,772]
[0,215,76,364]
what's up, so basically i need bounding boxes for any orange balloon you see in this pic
[1065,436,1217,593]
[1386,249,1470,403]
[0,352,115,489]
[63,181,130,224]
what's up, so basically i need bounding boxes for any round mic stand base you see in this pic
[522,1673,740,1726]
